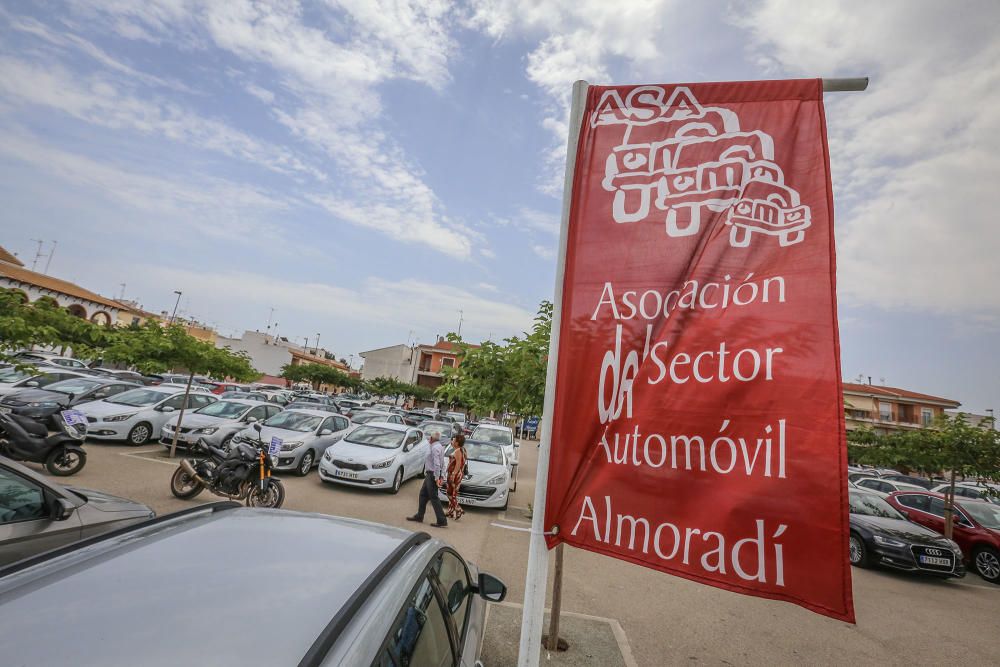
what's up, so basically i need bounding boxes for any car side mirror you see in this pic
[245,416,258,423]
[160,406,176,413]
[25,380,39,388]
[320,429,333,436]
[514,442,520,448]
[476,572,507,603]
[50,496,76,521]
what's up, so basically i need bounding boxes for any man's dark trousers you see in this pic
[415,472,447,524]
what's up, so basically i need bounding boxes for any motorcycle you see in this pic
[0,408,87,476]
[170,422,285,508]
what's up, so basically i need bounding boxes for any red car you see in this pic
[886,491,1000,584]
[205,382,244,395]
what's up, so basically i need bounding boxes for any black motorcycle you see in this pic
[0,409,87,476]
[170,423,285,508]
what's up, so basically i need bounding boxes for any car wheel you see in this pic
[848,533,870,568]
[510,464,518,493]
[221,434,234,452]
[127,422,152,446]
[973,547,1000,583]
[388,467,404,495]
[295,450,315,477]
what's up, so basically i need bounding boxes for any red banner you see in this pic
[544,79,853,622]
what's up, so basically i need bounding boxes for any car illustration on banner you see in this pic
[592,85,812,248]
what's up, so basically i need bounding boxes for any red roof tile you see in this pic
[842,382,960,407]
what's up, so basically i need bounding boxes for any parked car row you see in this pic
[848,464,999,504]
[848,487,1000,584]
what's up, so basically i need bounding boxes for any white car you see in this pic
[0,367,93,397]
[469,424,519,490]
[318,422,428,494]
[160,399,283,450]
[438,440,513,510]
[854,477,928,497]
[12,351,90,370]
[77,385,217,445]
[232,408,351,476]
[445,411,467,426]
[350,410,405,428]
[930,482,1000,505]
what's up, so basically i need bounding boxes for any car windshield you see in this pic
[0,367,30,383]
[195,401,248,419]
[961,502,1000,529]
[288,402,336,412]
[106,389,170,407]
[353,412,391,424]
[42,378,104,395]
[456,442,504,465]
[472,427,513,446]
[849,491,904,519]
[422,422,452,438]
[263,411,322,432]
[345,425,406,449]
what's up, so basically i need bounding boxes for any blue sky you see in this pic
[1,2,997,413]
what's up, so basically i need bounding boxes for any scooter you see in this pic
[0,409,88,476]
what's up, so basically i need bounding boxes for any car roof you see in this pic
[213,398,270,407]
[0,506,427,666]
[282,408,332,417]
[473,423,511,431]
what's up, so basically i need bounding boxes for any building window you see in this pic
[921,408,933,426]
[879,401,892,421]
[441,357,455,368]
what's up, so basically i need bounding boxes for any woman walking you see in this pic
[445,433,467,520]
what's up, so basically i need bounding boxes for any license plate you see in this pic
[919,556,951,566]
[335,470,359,480]
[0,406,10,414]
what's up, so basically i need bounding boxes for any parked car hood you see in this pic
[0,388,69,405]
[327,439,401,462]
[167,413,235,429]
[242,424,313,445]
[65,487,152,514]
[462,459,506,485]
[851,515,948,544]
[76,399,143,417]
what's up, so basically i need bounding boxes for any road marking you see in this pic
[496,600,639,667]
[117,450,178,467]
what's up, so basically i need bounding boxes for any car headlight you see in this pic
[943,539,963,555]
[372,457,396,469]
[486,473,507,486]
[280,440,302,451]
[104,414,134,422]
[194,427,218,435]
[28,401,59,408]
[872,534,906,548]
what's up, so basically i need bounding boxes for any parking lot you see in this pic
[29,437,998,666]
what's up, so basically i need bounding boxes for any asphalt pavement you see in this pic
[32,437,1000,666]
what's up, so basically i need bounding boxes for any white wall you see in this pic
[1,277,120,324]
[215,331,293,377]
[359,344,416,382]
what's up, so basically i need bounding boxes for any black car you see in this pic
[848,489,965,578]
[0,377,138,427]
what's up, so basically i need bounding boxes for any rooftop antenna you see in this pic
[42,240,57,274]
[29,239,44,271]
[457,309,464,338]
[118,283,126,300]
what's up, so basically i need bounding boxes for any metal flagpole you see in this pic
[517,79,589,667]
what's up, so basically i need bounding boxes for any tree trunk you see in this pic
[169,371,195,459]
[944,466,957,539]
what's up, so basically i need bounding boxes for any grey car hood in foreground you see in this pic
[64,487,151,513]
[0,508,419,667]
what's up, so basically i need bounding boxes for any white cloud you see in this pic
[739,0,1000,316]
[531,244,555,260]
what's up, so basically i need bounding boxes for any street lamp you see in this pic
[169,290,182,324]
[315,333,321,355]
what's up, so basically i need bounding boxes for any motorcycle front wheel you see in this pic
[170,466,205,499]
[46,447,86,476]
[246,479,285,509]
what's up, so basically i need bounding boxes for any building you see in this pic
[0,244,127,326]
[215,330,349,386]
[358,344,417,383]
[844,382,961,434]
[359,337,479,389]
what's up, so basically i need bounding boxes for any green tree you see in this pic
[849,413,1000,537]
[0,289,114,363]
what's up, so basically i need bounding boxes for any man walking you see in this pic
[407,430,447,528]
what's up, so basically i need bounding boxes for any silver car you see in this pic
[0,456,154,565]
[160,399,283,450]
[231,408,352,476]
[0,504,506,665]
